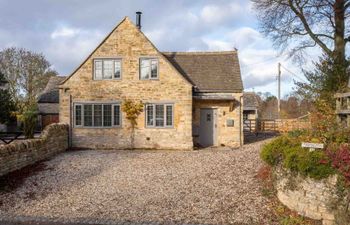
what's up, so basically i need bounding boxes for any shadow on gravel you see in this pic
[0,161,51,194]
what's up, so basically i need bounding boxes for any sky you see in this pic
[0,0,318,97]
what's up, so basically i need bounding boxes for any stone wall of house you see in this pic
[193,93,243,148]
[59,17,193,150]
[274,167,338,225]
[0,123,69,176]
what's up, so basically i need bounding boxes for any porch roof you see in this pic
[193,93,236,101]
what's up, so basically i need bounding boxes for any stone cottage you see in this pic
[59,15,243,150]
[38,76,65,129]
[243,92,261,121]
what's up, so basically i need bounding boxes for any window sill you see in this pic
[74,126,122,129]
[145,126,174,129]
[92,78,122,81]
[139,78,159,81]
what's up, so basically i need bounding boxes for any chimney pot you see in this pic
[136,11,142,30]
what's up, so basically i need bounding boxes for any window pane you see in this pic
[83,105,93,127]
[166,105,173,126]
[114,105,120,126]
[93,104,102,127]
[146,105,154,126]
[114,60,121,78]
[155,105,164,127]
[103,60,113,79]
[75,105,82,126]
[140,59,150,79]
[151,60,158,78]
[94,60,102,80]
[103,105,112,126]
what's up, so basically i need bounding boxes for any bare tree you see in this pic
[252,0,349,88]
[0,47,57,106]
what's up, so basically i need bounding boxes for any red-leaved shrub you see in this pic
[326,144,350,185]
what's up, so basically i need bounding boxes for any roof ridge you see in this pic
[162,50,237,55]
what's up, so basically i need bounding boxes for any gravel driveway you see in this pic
[0,140,273,225]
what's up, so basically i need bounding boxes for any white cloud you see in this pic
[202,39,233,51]
[46,27,103,75]
[51,26,81,39]
[200,2,242,24]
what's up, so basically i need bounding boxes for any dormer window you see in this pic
[94,59,121,80]
[140,58,158,80]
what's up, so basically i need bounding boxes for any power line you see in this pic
[241,57,279,68]
[241,52,289,69]
[280,65,308,83]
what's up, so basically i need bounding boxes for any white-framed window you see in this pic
[94,59,122,80]
[140,58,158,80]
[145,104,173,128]
[74,103,121,128]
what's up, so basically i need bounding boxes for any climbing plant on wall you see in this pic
[122,100,143,149]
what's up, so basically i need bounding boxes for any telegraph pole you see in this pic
[277,63,281,119]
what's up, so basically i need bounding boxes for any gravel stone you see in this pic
[0,140,273,225]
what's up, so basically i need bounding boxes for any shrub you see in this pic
[17,104,37,139]
[261,135,335,179]
[326,144,350,184]
[261,136,297,166]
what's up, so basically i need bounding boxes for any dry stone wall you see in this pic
[0,123,69,176]
[274,167,338,225]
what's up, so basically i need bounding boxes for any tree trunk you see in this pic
[333,0,348,89]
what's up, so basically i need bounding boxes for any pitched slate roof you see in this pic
[38,76,65,103]
[163,51,243,93]
[243,92,261,110]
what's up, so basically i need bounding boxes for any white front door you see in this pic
[199,108,217,147]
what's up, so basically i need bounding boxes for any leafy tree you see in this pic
[252,0,350,91]
[0,47,57,107]
[295,54,349,107]
[122,100,143,149]
[0,72,16,124]
[16,104,37,138]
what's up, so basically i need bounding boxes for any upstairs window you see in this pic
[94,59,121,80]
[140,58,158,80]
[145,104,173,128]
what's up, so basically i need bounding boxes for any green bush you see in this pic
[261,135,335,180]
[261,136,297,166]
[17,104,37,139]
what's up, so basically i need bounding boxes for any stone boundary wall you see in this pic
[274,167,337,225]
[276,119,311,133]
[0,123,69,176]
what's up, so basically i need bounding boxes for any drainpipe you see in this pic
[69,93,73,148]
[239,95,243,147]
